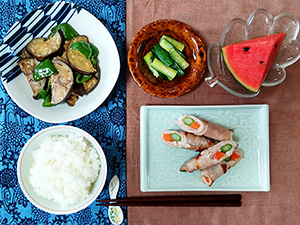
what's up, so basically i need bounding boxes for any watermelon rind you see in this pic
[222,50,258,93]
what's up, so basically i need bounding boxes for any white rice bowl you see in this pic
[17,125,107,215]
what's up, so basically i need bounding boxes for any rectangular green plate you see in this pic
[140,105,270,192]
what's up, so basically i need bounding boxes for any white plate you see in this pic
[17,125,107,214]
[140,105,270,192]
[0,1,120,123]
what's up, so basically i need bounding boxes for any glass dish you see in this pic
[205,9,300,98]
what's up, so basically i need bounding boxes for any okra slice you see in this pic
[183,117,194,126]
[220,144,233,153]
[170,133,181,141]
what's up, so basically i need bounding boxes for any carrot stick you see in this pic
[230,152,240,161]
[190,122,200,130]
[163,133,173,142]
[213,151,226,160]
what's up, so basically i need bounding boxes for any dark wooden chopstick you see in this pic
[96,194,242,207]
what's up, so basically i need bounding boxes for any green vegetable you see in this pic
[170,62,184,76]
[143,51,161,78]
[50,23,78,41]
[170,133,181,141]
[220,144,233,153]
[224,156,231,162]
[90,44,99,67]
[76,73,92,83]
[183,117,194,126]
[150,58,177,81]
[37,81,53,107]
[37,81,51,100]
[159,38,175,52]
[161,35,185,52]
[33,59,58,81]
[151,43,173,67]
[169,48,189,70]
[42,93,53,107]
[70,41,92,59]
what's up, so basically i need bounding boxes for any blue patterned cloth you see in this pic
[0,0,127,224]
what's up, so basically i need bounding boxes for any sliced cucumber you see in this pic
[151,43,173,67]
[143,51,160,78]
[170,133,181,141]
[169,48,189,70]
[183,117,194,126]
[170,62,185,76]
[160,38,186,59]
[159,38,174,52]
[162,35,185,52]
[151,58,177,81]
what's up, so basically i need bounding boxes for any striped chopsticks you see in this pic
[96,194,242,207]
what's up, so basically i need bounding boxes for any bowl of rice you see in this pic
[17,125,107,215]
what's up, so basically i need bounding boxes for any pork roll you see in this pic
[179,140,238,172]
[200,148,244,186]
[162,131,217,151]
[174,115,233,141]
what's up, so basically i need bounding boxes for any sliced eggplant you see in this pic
[20,48,31,59]
[66,94,79,106]
[17,58,46,99]
[66,35,97,74]
[83,76,99,95]
[82,64,100,95]
[72,82,85,97]
[52,56,68,64]
[50,59,74,105]
[25,30,64,61]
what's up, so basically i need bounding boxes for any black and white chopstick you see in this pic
[96,194,242,207]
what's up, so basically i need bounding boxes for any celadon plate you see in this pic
[140,105,270,192]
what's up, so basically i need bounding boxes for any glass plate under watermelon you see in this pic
[206,9,300,98]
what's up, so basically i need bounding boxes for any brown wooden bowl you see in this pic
[128,19,206,98]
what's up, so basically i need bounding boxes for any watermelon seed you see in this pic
[260,61,264,64]
[243,47,250,52]
[275,44,278,48]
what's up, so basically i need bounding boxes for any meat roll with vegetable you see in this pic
[180,140,238,172]
[162,131,217,151]
[200,149,244,186]
[174,115,233,141]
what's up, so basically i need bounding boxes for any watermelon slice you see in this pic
[222,32,285,92]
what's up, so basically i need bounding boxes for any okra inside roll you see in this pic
[179,140,238,172]
[174,115,233,141]
[200,148,244,187]
[162,130,217,151]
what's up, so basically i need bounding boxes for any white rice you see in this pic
[29,133,101,207]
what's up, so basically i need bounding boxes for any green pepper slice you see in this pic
[170,133,181,141]
[76,73,92,83]
[33,59,58,81]
[50,23,78,41]
[220,144,233,153]
[37,81,51,100]
[42,93,53,107]
[70,41,92,59]
[90,44,99,67]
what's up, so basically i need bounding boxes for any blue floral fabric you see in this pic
[0,0,127,224]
